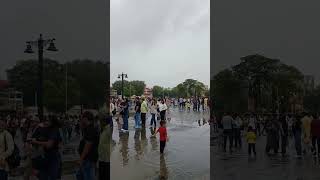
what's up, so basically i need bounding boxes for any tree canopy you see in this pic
[7,59,107,112]
[212,54,304,113]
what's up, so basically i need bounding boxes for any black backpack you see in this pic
[4,132,21,169]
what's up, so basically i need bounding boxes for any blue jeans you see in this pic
[150,113,156,127]
[0,170,8,180]
[122,113,129,130]
[135,112,141,128]
[76,160,96,180]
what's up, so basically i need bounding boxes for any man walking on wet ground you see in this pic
[222,112,234,152]
[76,111,99,180]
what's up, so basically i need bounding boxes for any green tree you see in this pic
[212,69,247,112]
[152,85,164,98]
[129,80,146,96]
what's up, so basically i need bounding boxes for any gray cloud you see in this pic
[0,0,107,79]
[212,1,320,82]
[111,0,210,88]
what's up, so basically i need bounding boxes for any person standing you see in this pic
[246,126,256,157]
[233,114,242,148]
[280,115,289,156]
[152,121,168,154]
[293,115,302,157]
[31,116,62,180]
[222,112,234,152]
[159,100,167,121]
[141,97,148,128]
[150,100,157,127]
[301,112,312,154]
[110,99,115,128]
[265,116,280,155]
[76,111,99,180]
[98,115,111,180]
[248,114,257,134]
[134,97,142,129]
[311,115,320,156]
[204,97,208,112]
[0,118,14,180]
[122,98,129,132]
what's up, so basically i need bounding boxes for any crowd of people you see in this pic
[0,111,111,180]
[176,97,209,112]
[0,95,209,180]
[213,112,320,158]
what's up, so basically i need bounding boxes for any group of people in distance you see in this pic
[110,96,170,154]
[215,112,320,158]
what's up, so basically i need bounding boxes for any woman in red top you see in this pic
[155,121,168,154]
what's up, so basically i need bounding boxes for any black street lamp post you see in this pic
[118,72,128,99]
[24,34,58,121]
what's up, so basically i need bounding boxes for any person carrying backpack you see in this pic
[0,117,14,180]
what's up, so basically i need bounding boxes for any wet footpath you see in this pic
[111,107,210,180]
[212,131,320,180]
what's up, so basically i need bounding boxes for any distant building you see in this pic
[143,87,153,98]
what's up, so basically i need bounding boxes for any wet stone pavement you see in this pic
[212,133,320,180]
[111,107,210,180]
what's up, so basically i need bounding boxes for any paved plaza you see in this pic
[212,132,320,180]
[111,107,210,180]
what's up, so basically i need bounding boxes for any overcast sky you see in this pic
[213,1,320,83]
[110,0,210,88]
[0,0,107,79]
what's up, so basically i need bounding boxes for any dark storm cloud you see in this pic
[0,0,107,78]
[111,0,210,88]
[212,1,320,81]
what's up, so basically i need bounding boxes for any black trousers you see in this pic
[99,161,110,180]
[234,128,242,148]
[248,143,256,155]
[160,111,166,121]
[160,140,166,154]
[141,113,146,127]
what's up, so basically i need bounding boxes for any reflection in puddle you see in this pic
[111,108,210,180]
[119,132,129,166]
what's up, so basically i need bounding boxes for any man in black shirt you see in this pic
[76,111,99,180]
[134,97,142,129]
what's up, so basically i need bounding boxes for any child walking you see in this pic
[246,126,256,156]
[153,120,168,154]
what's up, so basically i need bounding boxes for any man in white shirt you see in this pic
[222,112,234,152]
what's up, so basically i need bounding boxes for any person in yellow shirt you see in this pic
[246,126,256,156]
[301,112,312,154]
